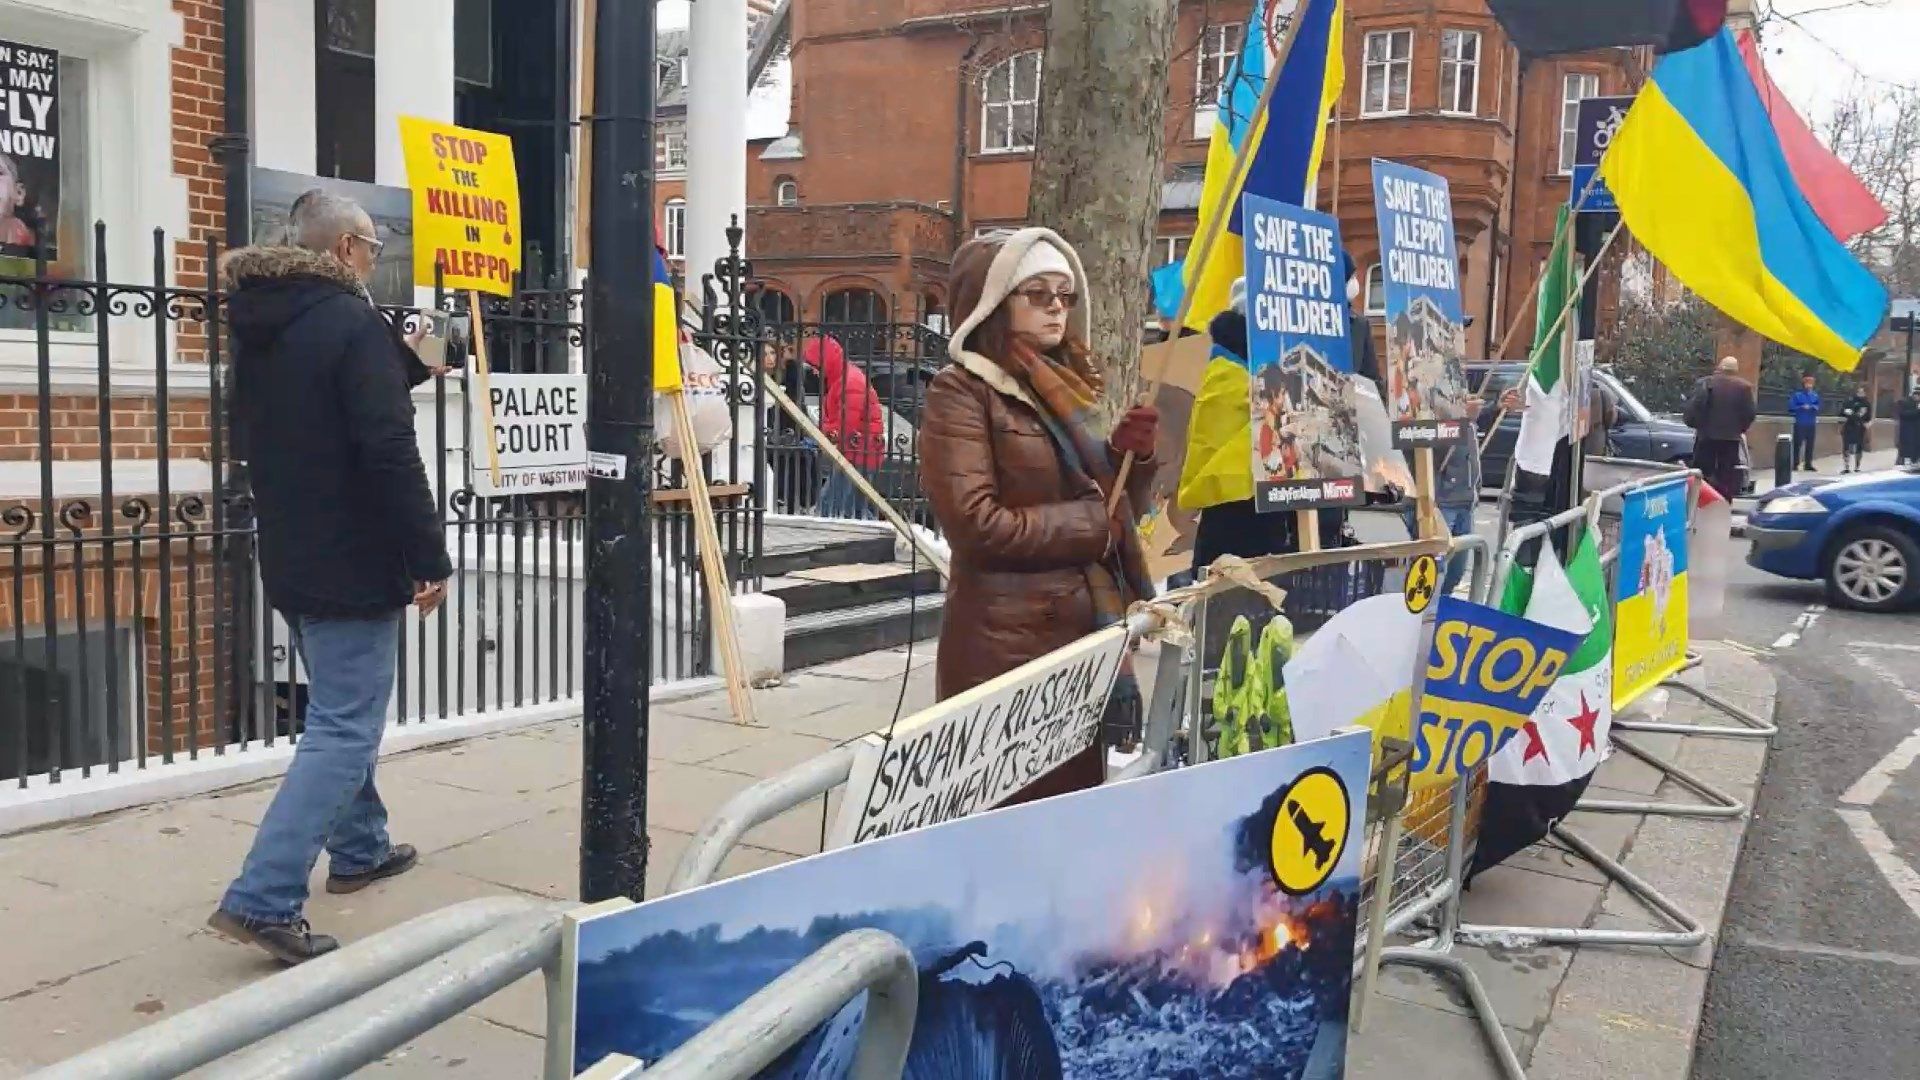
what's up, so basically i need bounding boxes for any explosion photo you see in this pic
[564,732,1371,1079]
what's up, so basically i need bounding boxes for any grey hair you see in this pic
[289,189,370,252]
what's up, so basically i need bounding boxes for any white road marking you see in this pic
[1837,808,1920,920]
[1858,642,1920,654]
[1771,604,1826,649]
[1838,652,1920,923]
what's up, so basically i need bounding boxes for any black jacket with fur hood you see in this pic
[224,246,451,618]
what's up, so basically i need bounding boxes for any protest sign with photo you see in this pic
[0,38,60,259]
[397,116,522,296]
[564,729,1370,1077]
[1241,193,1363,512]
[1373,159,1472,447]
[469,373,588,496]
[1614,477,1690,709]
[251,168,415,305]
[830,625,1129,847]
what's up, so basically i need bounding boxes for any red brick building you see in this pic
[703,0,1635,356]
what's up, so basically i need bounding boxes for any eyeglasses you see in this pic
[1014,284,1078,311]
[350,232,385,257]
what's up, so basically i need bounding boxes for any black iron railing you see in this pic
[0,227,751,788]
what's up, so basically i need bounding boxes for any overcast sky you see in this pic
[1759,0,1920,125]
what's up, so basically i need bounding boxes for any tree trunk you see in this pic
[1027,0,1178,423]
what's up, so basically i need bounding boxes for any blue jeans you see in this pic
[817,467,874,520]
[1403,504,1477,596]
[221,611,402,923]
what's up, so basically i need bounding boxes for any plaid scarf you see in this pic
[1003,343,1156,623]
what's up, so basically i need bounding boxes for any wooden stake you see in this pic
[573,0,598,271]
[761,375,952,579]
[669,388,759,726]
[468,290,503,489]
[1296,508,1321,554]
[1413,447,1439,540]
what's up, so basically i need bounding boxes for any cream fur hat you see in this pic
[946,227,1091,368]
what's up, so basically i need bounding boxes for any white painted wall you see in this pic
[373,0,456,187]
[247,0,317,174]
[686,0,747,295]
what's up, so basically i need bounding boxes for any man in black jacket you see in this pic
[1684,355,1757,499]
[210,192,451,963]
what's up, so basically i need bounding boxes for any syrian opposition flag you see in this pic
[1511,206,1574,478]
[1471,528,1614,877]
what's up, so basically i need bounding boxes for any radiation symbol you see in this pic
[1268,766,1352,897]
[1404,554,1440,614]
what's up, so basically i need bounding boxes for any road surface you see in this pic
[1692,544,1920,1078]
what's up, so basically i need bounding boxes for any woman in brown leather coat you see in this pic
[918,229,1159,792]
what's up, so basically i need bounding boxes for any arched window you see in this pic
[775,179,799,207]
[755,288,797,328]
[980,52,1042,154]
[822,287,888,327]
[663,198,687,260]
[1365,263,1386,317]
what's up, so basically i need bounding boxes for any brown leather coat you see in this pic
[919,363,1157,700]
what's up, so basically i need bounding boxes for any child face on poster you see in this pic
[0,155,34,245]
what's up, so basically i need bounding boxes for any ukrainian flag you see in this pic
[1176,0,1344,511]
[1600,29,1888,371]
[653,245,682,392]
[1180,0,1345,334]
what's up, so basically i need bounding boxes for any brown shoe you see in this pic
[325,843,418,894]
[207,909,340,965]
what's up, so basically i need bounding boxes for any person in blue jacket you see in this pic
[1788,373,1823,472]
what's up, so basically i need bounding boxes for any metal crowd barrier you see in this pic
[29,897,573,1080]
[636,929,917,1080]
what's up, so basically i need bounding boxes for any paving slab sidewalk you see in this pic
[0,637,1769,1079]
[1350,639,1778,1079]
[0,647,937,1078]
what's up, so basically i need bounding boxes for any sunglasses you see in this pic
[1014,284,1079,311]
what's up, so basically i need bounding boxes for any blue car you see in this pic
[1746,466,1920,612]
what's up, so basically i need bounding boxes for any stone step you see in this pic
[784,591,945,672]
[762,562,944,618]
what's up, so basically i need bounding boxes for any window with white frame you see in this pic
[1192,23,1245,137]
[0,54,92,334]
[1559,72,1600,174]
[1161,236,1191,265]
[1439,29,1480,116]
[1361,30,1413,117]
[1365,264,1386,317]
[775,179,798,206]
[981,52,1042,154]
[662,130,687,171]
[664,198,686,260]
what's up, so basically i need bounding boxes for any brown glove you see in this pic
[1109,405,1160,459]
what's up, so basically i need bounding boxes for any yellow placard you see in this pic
[397,116,522,296]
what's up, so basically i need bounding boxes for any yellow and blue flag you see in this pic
[1180,0,1345,334]
[1600,28,1888,372]
[653,245,682,392]
[1174,0,1344,511]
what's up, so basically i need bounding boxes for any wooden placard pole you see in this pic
[1413,446,1439,539]
[667,387,759,726]
[761,374,954,580]
[1296,508,1321,554]
[572,0,598,271]
[468,290,503,488]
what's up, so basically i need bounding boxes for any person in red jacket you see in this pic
[801,334,887,518]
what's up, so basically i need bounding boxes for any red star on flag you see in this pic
[1565,692,1601,756]
[1521,721,1550,765]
